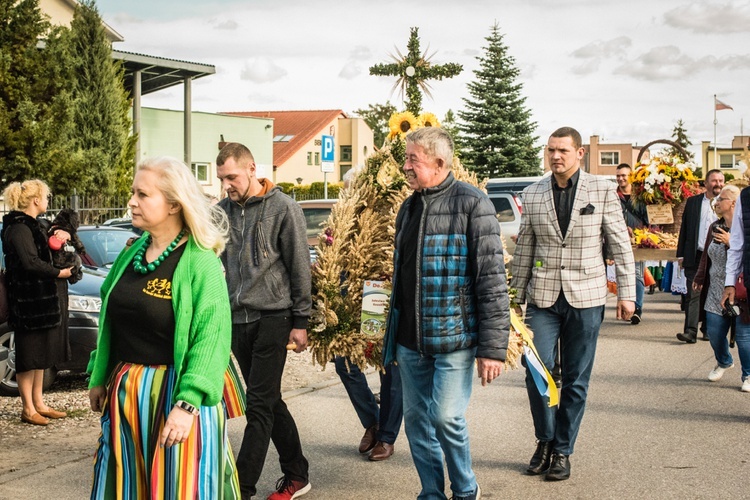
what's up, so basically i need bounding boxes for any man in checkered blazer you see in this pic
[511,127,635,481]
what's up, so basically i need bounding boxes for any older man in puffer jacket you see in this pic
[383,127,510,500]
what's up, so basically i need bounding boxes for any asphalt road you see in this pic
[2,290,748,499]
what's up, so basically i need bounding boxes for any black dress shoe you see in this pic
[358,425,378,454]
[526,441,552,475]
[676,332,697,343]
[545,453,570,481]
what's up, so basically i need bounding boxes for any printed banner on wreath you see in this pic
[646,204,674,225]
[360,280,391,336]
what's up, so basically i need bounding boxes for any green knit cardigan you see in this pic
[87,234,232,408]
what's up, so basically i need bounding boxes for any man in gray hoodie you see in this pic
[217,142,311,500]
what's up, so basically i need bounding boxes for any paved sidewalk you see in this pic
[2,291,748,499]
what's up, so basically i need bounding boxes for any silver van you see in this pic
[486,176,546,255]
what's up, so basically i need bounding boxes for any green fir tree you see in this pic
[63,1,135,197]
[0,0,74,187]
[458,23,541,179]
[668,119,695,161]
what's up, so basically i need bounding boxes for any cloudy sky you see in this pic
[96,0,750,158]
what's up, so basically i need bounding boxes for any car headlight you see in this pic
[69,295,102,313]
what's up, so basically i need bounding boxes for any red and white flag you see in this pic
[715,98,734,111]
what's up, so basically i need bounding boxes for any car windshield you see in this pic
[302,208,332,240]
[78,229,137,268]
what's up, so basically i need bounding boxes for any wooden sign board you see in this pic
[646,204,674,225]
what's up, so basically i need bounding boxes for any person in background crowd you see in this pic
[334,167,403,463]
[694,185,749,389]
[615,163,649,324]
[512,127,635,481]
[217,143,312,500]
[1,180,73,426]
[676,169,724,343]
[87,157,240,498]
[383,127,509,500]
[721,181,750,393]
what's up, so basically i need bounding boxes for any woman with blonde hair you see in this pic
[694,184,750,391]
[1,179,73,425]
[87,157,241,498]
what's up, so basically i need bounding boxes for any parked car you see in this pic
[101,217,142,235]
[298,199,337,264]
[485,176,548,255]
[0,224,138,396]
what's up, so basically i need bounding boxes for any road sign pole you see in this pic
[321,135,335,198]
[324,173,328,199]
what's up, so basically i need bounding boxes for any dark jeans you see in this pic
[334,356,403,444]
[525,292,605,456]
[232,316,309,498]
[684,264,701,336]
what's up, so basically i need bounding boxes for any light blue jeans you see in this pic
[397,344,478,500]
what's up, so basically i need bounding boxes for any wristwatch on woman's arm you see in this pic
[174,400,199,416]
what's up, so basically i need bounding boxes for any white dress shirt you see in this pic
[726,193,744,286]
[698,195,718,252]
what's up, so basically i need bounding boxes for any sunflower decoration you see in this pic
[418,112,440,128]
[387,111,419,141]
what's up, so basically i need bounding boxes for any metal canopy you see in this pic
[113,50,215,96]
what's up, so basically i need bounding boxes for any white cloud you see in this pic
[338,63,362,80]
[213,19,238,30]
[240,58,288,83]
[572,58,601,75]
[349,45,372,61]
[572,36,632,59]
[615,46,750,80]
[664,1,750,33]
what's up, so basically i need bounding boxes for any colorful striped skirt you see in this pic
[91,363,241,499]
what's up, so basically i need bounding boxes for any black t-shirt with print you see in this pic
[109,243,187,365]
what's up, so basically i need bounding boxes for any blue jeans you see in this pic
[706,312,750,379]
[397,344,477,500]
[705,312,734,368]
[334,356,403,444]
[635,262,644,311]
[525,293,605,456]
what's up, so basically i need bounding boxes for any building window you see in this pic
[720,154,738,169]
[307,152,313,165]
[600,151,620,166]
[314,152,320,165]
[340,145,352,162]
[191,162,209,183]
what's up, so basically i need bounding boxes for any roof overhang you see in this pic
[113,50,216,96]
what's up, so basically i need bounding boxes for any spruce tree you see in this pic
[64,1,135,197]
[0,0,74,186]
[458,23,541,178]
[668,119,695,161]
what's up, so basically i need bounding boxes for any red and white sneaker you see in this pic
[267,476,311,500]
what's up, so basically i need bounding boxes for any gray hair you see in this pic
[406,128,454,169]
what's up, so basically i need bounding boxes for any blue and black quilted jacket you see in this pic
[383,173,510,365]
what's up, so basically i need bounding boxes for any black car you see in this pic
[0,225,138,396]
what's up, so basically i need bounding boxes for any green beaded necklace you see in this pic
[132,228,186,274]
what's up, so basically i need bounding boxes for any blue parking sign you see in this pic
[321,135,334,163]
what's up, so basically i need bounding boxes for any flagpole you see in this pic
[714,94,718,171]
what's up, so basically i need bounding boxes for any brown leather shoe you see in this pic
[358,424,378,454]
[21,412,49,426]
[368,441,394,461]
[36,407,67,419]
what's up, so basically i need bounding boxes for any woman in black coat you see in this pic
[1,180,73,426]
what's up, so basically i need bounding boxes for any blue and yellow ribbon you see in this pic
[511,310,559,407]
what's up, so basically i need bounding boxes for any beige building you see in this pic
[40,0,123,42]
[225,110,374,185]
[700,136,750,179]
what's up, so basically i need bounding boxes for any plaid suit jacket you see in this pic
[511,171,636,308]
